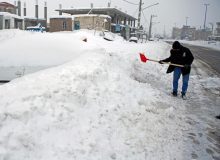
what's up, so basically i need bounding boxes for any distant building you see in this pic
[0,2,24,30]
[172,27,182,39]
[0,2,17,14]
[23,1,47,30]
[181,25,196,40]
[195,29,212,40]
[172,26,196,40]
[49,14,111,33]
[216,22,220,36]
[55,7,136,38]
[73,14,111,31]
[0,1,47,31]
[50,15,73,32]
[172,25,212,41]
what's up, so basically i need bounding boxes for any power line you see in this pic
[142,10,149,26]
[132,7,139,17]
[121,0,139,6]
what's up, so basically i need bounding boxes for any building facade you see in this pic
[0,2,17,14]
[73,15,111,31]
[0,2,24,30]
[0,11,23,30]
[0,1,48,31]
[195,29,212,40]
[172,25,212,41]
[172,27,182,39]
[50,16,73,32]
[181,25,196,40]
[49,14,111,32]
[56,8,136,38]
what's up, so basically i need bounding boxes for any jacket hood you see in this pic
[172,41,182,49]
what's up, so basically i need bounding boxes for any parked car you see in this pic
[26,23,45,32]
[129,37,138,43]
[100,30,115,41]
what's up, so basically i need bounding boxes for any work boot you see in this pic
[181,92,187,100]
[172,91,177,97]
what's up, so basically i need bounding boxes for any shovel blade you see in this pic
[139,53,148,63]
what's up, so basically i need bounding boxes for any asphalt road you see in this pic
[166,42,220,75]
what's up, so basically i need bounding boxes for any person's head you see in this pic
[172,41,181,50]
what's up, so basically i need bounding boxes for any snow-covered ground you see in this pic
[0,29,219,160]
[166,39,220,51]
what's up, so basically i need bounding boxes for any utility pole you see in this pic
[203,3,210,30]
[148,15,157,40]
[137,0,143,29]
[163,25,166,38]
[209,22,214,35]
[186,17,189,26]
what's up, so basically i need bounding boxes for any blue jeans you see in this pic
[173,67,189,94]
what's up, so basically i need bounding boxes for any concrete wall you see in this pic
[0,15,3,29]
[50,18,72,32]
[74,16,111,31]
[49,16,111,32]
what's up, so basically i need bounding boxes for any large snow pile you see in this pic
[0,30,219,160]
[0,29,98,66]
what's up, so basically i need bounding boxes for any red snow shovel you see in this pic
[139,53,184,67]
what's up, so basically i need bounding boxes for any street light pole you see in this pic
[148,15,157,40]
[137,0,143,29]
[203,3,210,30]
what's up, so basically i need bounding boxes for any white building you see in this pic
[0,12,24,30]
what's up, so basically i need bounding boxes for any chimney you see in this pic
[108,2,111,8]
[24,2,26,16]
[35,0,39,19]
[44,1,47,20]
[90,3,93,9]
[59,4,62,15]
[17,0,21,16]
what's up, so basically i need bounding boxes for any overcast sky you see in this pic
[2,0,220,35]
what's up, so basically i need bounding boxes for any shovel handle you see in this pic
[148,59,184,67]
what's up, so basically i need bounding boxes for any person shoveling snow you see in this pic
[159,41,194,99]
[140,41,194,99]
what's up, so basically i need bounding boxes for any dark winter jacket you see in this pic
[162,45,194,75]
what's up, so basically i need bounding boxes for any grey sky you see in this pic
[3,0,220,36]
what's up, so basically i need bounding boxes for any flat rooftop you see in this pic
[55,8,136,21]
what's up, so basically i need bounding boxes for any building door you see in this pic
[5,19,10,29]
[74,21,80,30]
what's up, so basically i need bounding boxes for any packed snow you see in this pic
[166,39,220,51]
[0,29,219,160]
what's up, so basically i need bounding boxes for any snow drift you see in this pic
[0,29,219,160]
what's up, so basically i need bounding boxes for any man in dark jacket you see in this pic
[159,41,194,99]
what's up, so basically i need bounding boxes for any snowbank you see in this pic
[0,29,219,160]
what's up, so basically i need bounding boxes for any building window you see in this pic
[62,21,67,30]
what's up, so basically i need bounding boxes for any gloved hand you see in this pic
[159,60,164,64]
[184,64,190,69]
